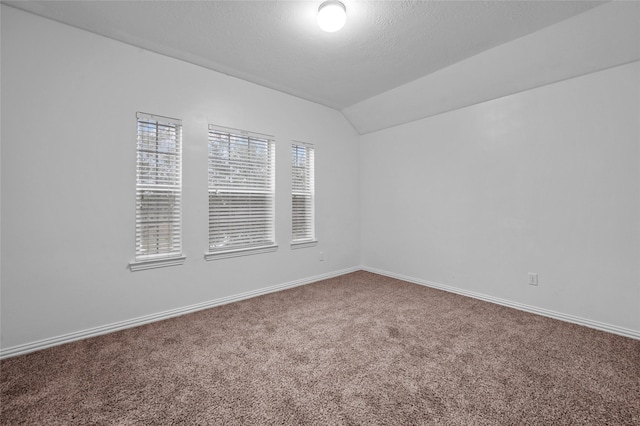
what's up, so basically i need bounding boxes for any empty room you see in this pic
[1,1,639,424]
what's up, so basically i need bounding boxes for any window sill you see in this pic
[290,240,318,249]
[205,244,278,261]
[129,255,186,272]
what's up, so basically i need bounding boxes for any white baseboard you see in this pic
[0,266,360,359]
[361,266,640,341]
[4,265,636,359]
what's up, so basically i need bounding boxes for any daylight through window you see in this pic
[132,112,183,267]
[207,125,276,258]
[291,142,315,245]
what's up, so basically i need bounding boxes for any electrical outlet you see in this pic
[319,252,325,262]
[528,273,538,286]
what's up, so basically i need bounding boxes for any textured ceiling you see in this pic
[4,0,605,111]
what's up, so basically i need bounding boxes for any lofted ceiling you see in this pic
[5,0,631,133]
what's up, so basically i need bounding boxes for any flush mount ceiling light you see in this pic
[317,1,346,32]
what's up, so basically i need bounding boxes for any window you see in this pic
[129,112,185,271]
[291,142,316,247]
[206,125,277,259]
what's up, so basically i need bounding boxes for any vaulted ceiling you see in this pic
[5,1,638,134]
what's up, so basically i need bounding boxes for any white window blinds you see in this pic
[291,142,315,244]
[207,125,276,256]
[134,112,183,263]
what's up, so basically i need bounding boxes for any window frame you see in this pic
[129,112,185,271]
[291,141,317,249]
[205,124,278,260]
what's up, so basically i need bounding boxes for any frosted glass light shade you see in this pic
[317,1,346,32]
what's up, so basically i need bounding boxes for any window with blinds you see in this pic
[130,112,184,270]
[206,125,276,259]
[291,142,316,246]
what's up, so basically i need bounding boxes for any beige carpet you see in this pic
[1,271,639,425]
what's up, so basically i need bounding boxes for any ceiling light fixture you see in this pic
[317,1,346,33]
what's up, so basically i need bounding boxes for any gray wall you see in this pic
[360,62,639,333]
[2,3,639,353]
[1,6,361,350]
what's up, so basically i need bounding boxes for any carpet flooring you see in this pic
[1,271,639,425]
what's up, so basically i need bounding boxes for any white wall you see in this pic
[361,61,640,334]
[0,6,361,351]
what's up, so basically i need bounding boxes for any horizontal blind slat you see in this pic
[291,143,314,242]
[208,125,275,251]
[134,114,182,261]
